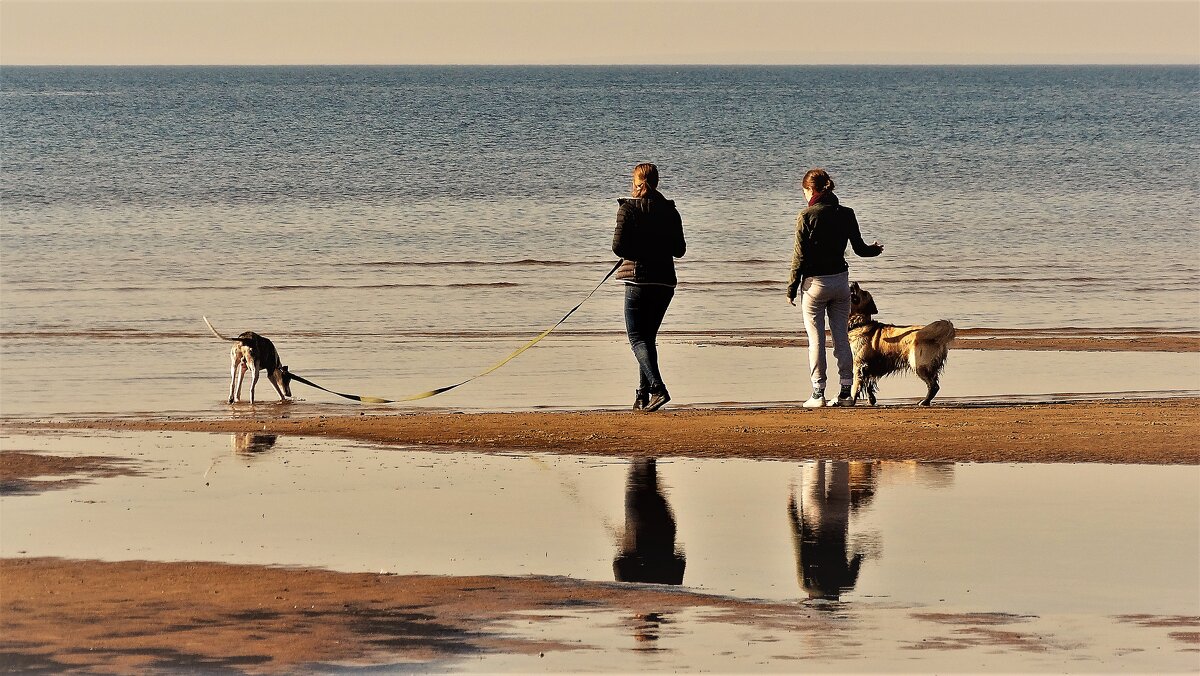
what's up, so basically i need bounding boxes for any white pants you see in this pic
[801,271,853,393]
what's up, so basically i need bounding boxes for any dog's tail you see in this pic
[203,316,238,342]
[916,320,956,346]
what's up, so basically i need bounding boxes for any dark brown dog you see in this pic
[848,282,955,406]
[204,317,293,404]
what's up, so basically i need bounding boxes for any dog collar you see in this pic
[849,315,873,331]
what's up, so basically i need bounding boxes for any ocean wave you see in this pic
[3,327,1196,347]
[260,282,521,291]
[346,259,607,268]
[344,257,794,268]
[683,258,780,265]
[681,280,782,287]
[1,91,116,97]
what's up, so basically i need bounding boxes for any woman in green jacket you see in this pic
[786,169,883,408]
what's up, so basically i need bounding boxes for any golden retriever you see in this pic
[848,282,954,406]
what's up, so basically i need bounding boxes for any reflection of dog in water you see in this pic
[231,433,278,455]
[204,317,293,404]
[848,282,955,406]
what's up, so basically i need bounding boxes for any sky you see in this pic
[1,0,1197,66]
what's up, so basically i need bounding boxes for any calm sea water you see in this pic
[2,66,1198,413]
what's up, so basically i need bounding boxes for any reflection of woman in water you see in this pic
[788,460,867,600]
[613,458,685,585]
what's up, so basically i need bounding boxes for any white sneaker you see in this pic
[803,394,826,408]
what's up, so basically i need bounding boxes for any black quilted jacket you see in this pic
[612,191,686,286]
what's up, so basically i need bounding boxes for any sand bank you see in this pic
[3,557,1195,673]
[0,452,142,496]
[0,557,800,672]
[10,398,1198,464]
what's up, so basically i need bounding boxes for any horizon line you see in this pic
[5,61,1198,67]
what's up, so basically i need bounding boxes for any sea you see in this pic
[2,66,1198,415]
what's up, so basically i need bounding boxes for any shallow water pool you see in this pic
[2,430,1197,671]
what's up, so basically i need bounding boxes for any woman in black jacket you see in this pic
[612,163,686,412]
[785,169,883,408]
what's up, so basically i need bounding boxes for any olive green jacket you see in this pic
[786,193,882,300]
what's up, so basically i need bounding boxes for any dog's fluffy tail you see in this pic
[203,316,237,342]
[916,320,956,346]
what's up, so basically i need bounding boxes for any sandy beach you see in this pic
[4,402,1198,672]
[4,55,1199,673]
[1,557,804,672]
[3,322,1196,672]
[11,397,1198,464]
[3,347,1198,673]
[15,555,1194,673]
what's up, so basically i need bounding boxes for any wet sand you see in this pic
[10,398,1198,464]
[0,557,800,672]
[5,557,1195,673]
[0,452,142,496]
[3,401,1197,672]
[3,361,1197,671]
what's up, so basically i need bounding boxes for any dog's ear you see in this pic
[864,294,878,315]
[850,281,860,292]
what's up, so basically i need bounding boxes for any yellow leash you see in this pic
[284,259,623,404]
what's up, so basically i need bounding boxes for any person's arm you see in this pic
[845,208,883,257]
[786,213,805,303]
[670,206,686,258]
[612,201,638,259]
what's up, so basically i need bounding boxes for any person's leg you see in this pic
[624,285,653,404]
[801,277,830,400]
[641,287,672,393]
[625,285,672,397]
[826,272,854,404]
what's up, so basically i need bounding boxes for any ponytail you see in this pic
[631,163,659,198]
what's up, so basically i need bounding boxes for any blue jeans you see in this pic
[623,284,674,394]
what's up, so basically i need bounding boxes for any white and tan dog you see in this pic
[847,282,955,406]
[204,317,293,404]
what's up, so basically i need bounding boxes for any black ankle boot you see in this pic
[633,389,650,410]
[644,390,671,412]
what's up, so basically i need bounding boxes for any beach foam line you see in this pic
[2,326,1197,352]
[687,329,1200,352]
[2,326,1196,339]
[338,257,838,268]
[259,281,521,291]
[344,258,608,268]
[14,273,1197,295]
